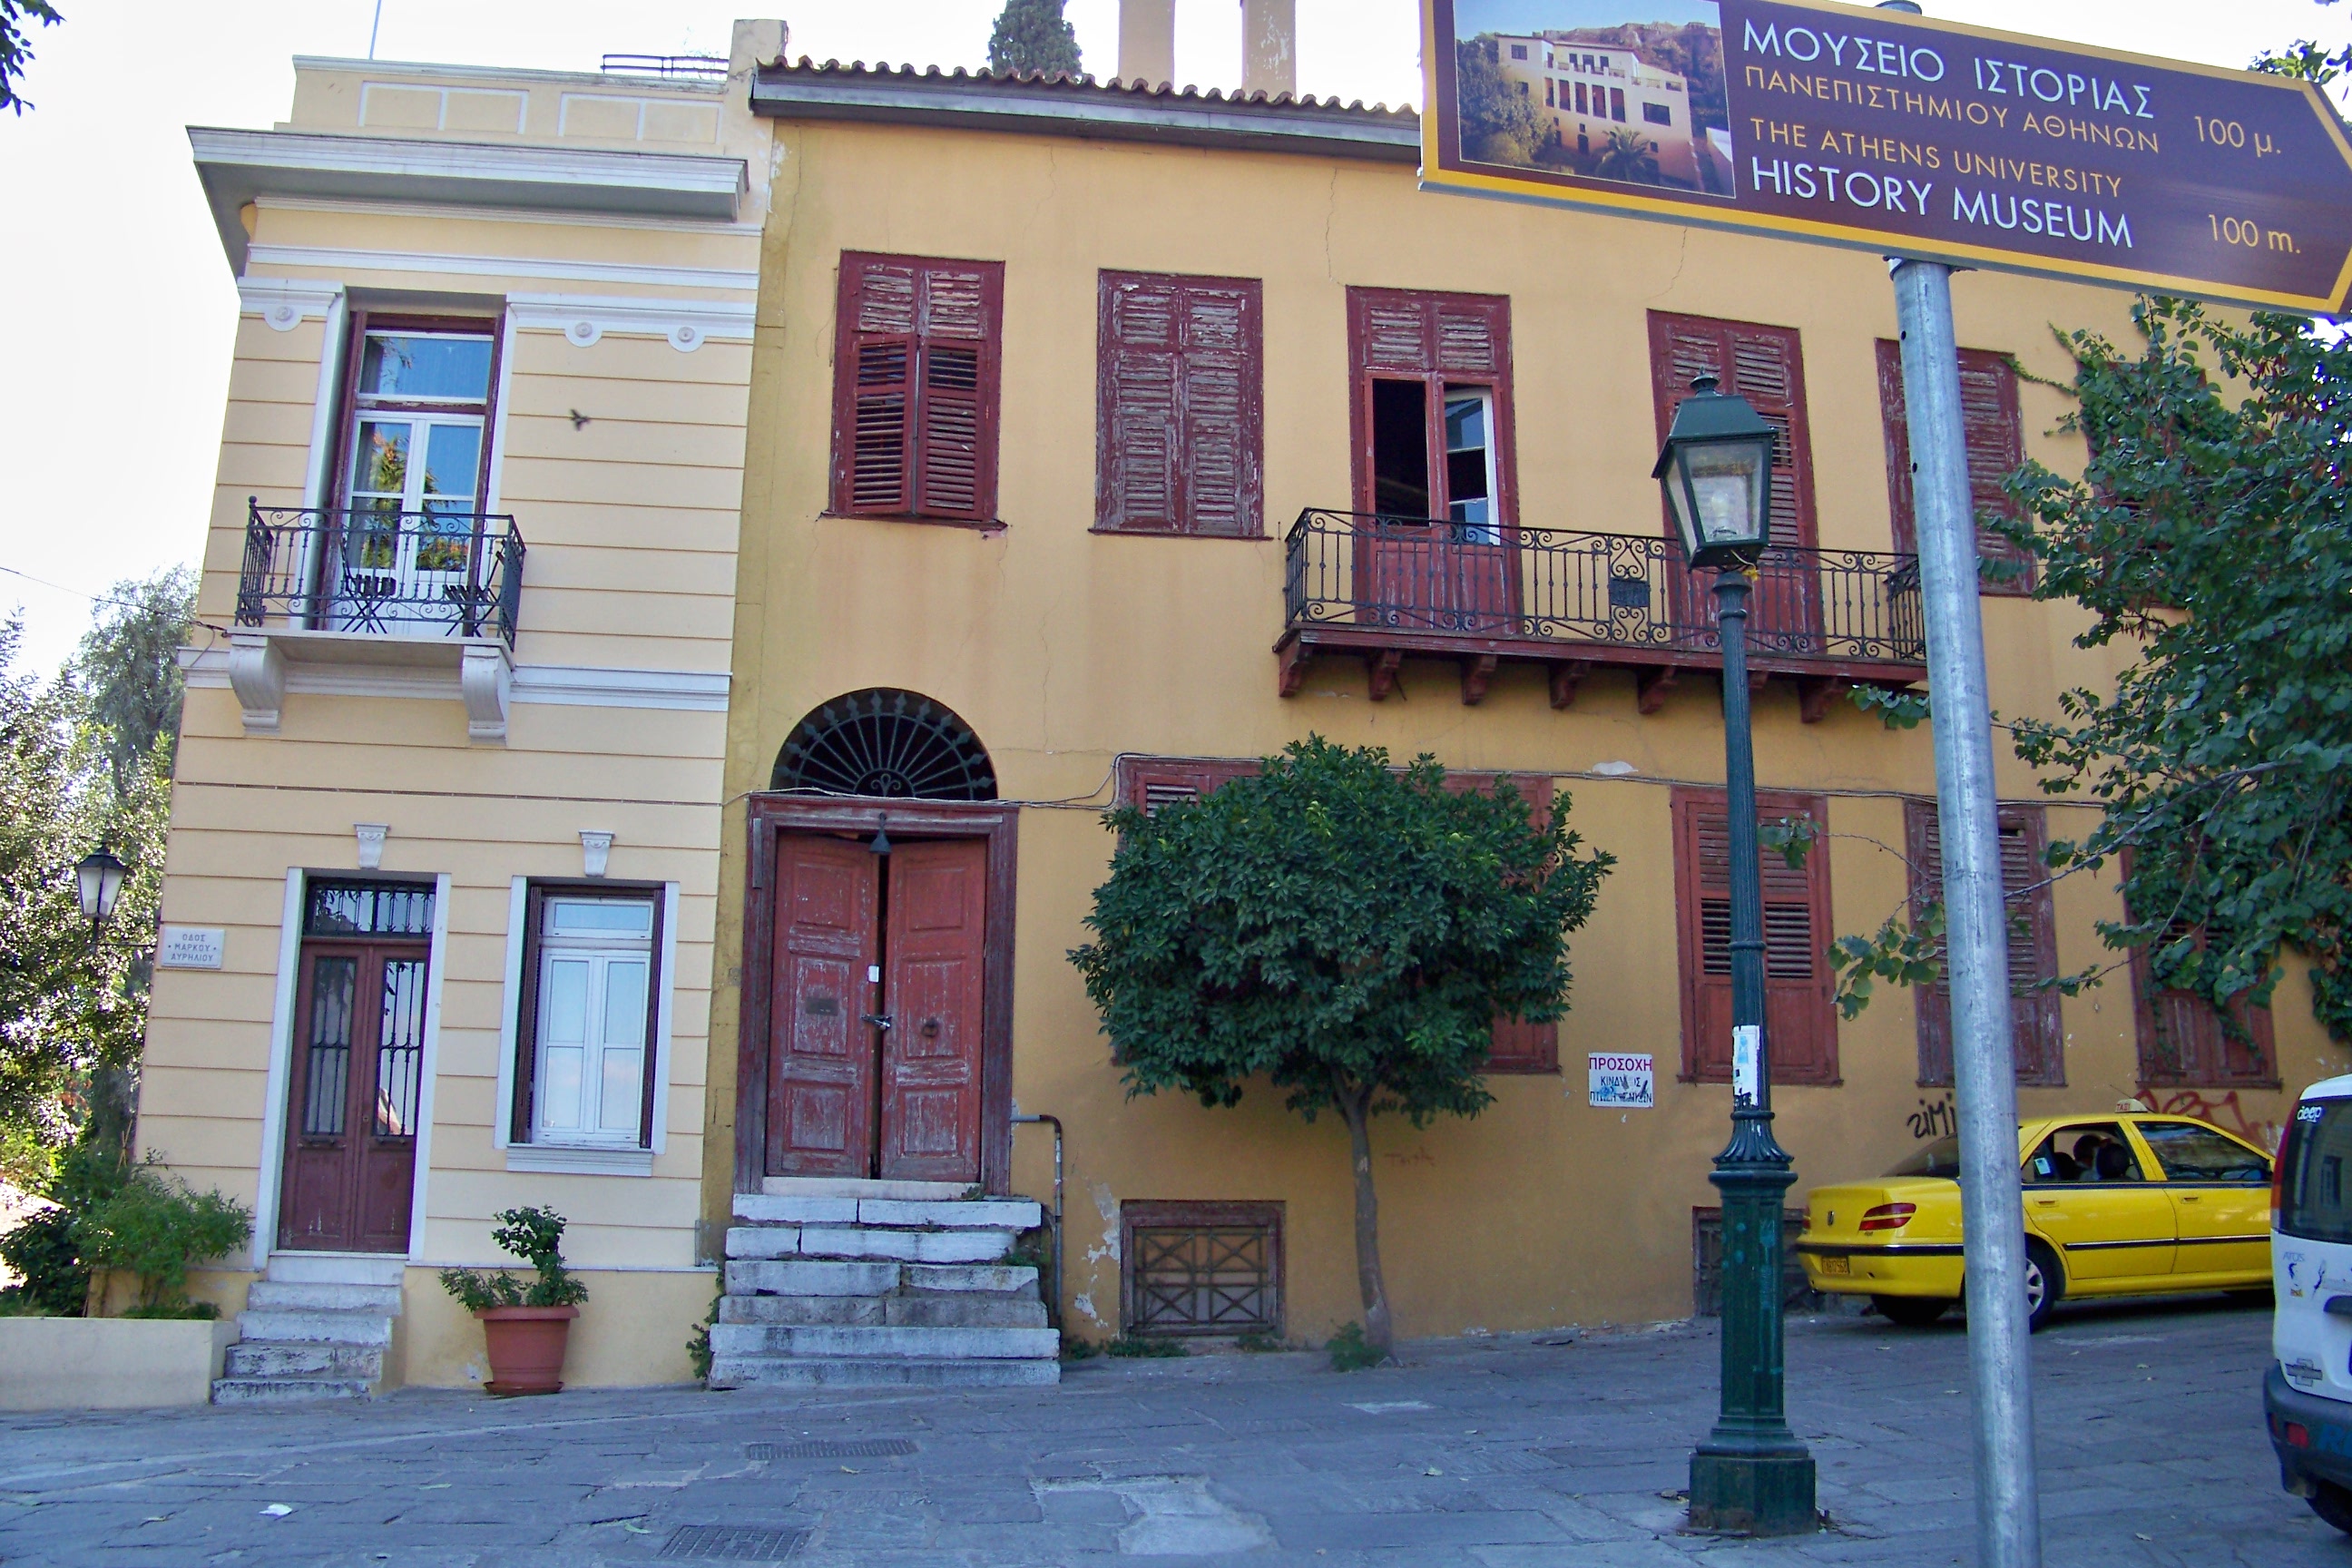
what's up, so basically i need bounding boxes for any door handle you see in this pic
[861,1013,894,1032]
[2179,1194,2201,1202]
[2033,1197,2057,1205]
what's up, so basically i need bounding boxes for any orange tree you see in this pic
[1069,738,1611,1356]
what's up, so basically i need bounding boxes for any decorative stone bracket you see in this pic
[461,643,514,743]
[224,631,512,742]
[227,634,287,734]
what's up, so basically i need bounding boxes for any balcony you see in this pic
[1276,510,1925,720]
[228,502,526,740]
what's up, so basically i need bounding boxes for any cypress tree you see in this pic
[987,0,1083,79]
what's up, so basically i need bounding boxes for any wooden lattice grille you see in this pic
[1121,1201,1282,1338]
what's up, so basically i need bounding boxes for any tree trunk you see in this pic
[1336,1082,1392,1357]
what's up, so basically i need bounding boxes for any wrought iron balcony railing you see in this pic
[236,502,525,649]
[1280,509,1925,671]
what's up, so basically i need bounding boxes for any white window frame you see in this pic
[1443,388,1501,543]
[496,877,677,1176]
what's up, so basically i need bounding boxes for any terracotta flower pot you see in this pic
[475,1305,577,1396]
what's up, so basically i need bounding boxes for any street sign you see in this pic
[1422,0,2352,312]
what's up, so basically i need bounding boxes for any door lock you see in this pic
[861,1013,894,1031]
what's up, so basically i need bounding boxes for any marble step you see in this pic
[724,1259,901,1298]
[730,1194,1041,1230]
[245,1281,404,1315]
[263,1253,407,1288]
[706,1323,1059,1361]
[708,1355,1061,1389]
[904,1263,1040,1295]
[720,1294,1046,1329]
[210,1376,376,1405]
[234,1308,395,1347]
[222,1340,386,1380]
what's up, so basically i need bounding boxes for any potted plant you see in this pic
[439,1206,588,1396]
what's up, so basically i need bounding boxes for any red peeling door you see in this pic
[766,838,882,1178]
[877,840,986,1182]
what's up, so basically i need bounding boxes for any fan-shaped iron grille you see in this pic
[770,690,996,800]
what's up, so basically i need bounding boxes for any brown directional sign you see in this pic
[1423,0,2352,311]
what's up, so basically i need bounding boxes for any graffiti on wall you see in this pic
[1906,1094,1956,1141]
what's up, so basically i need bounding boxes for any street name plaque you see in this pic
[1423,0,2352,312]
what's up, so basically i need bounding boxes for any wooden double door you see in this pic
[767,835,987,1182]
[277,938,427,1252]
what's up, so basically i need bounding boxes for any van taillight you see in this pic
[1859,1203,1916,1232]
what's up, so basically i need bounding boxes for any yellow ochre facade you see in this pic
[135,15,2337,1393]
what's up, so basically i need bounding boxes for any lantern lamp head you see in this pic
[1651,374,1778,570]
[75,846,127,933]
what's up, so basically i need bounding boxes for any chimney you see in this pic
[730,17,788,74]
[1240,0,1296,98]
[1119,0,1175,90]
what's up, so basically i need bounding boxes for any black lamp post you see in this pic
[75,846,128,948]
[1653,377,1818,1535]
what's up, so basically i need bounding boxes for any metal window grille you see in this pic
[1122,1201,1282,1337]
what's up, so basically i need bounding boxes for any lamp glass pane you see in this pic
[1681,441,1768,547]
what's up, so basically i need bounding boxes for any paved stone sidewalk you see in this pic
[0,1295,2328,1566]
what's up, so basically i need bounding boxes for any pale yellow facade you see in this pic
[710,70,2335,1344]
[136,26,2337,1390]
[143,28,781,1386]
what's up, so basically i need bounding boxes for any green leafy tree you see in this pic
[0,0,61,115]
[2254,0,2349,83]
[75,568,196,798]
[1070,739,1612,1356]
[987,0,1083,79]
[1995,299,2352,1043]
[0,619,170,1189]
[1595,124,1660,183]
[1455,35,1545,166]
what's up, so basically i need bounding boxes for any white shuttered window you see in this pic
[532,897,655,1145]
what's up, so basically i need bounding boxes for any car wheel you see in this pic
[2309,1481,2352,1534]
[1871,1295,1951,1327]
[2024,1241,2063,1332]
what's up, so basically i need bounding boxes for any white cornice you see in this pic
[505,292,755,350]
[189,125,748,271]
[294,54,727,96]
[183,646,731,713]
[243,241,757,294]
[254,192,762,240]
[236,277,346,331]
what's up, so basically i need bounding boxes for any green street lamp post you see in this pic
[1654,376,1818,1535]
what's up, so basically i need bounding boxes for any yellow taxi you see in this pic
[1795,1112,2274,1329]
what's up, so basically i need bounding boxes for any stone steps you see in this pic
[712,1192,1058,1390]
[705,1356,1062,1389]
[719,1293,1047,1328]
[212,1254,405,1406]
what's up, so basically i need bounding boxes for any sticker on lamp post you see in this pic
[1589,1053,1655,1108]
[1730,1024,1761,1109]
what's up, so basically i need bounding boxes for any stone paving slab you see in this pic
[0,1295,2333,1566]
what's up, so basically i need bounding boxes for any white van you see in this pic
[2269,1073,2352,1532]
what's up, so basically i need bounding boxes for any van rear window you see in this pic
[2279,1098,2352,1243]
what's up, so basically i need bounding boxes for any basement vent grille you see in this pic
[657,1524,808,1560]
[749,1438,917,1460]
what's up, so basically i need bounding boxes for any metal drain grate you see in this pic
[749,1438,917,1460]
[657,1524,808,1561]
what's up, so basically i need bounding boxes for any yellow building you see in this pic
[142,10,2334,1396]
[150,25,779,1396]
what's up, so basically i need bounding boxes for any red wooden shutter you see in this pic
[1119,757,1265,814]
[1648,313,1817,549]
[1877,340,2033,592]
[1347,288,1517,522]
[1097,274,1264,536]
[1672,788,1836,1085]
[831,252,1004,523]
[1904,800,2064,1087]
[2122,879,2278,1089]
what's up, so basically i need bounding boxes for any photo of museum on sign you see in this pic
[1454,0,1730,193]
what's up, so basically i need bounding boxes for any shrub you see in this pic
[75,1164,250,1316]
[439,1205,589,1312]
[687,1279,720,1383]
[1105,1333,1187,1358]
[1328,1322,1383,1372]
[0,1142,129,1317]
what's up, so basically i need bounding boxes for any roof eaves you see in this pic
[750,60,1419,164]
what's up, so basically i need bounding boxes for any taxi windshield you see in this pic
[1886,1136,1960,1179]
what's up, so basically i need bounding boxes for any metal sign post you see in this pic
[1889,252,2042,1568]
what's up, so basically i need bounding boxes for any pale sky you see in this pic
[0,0,2343,672]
